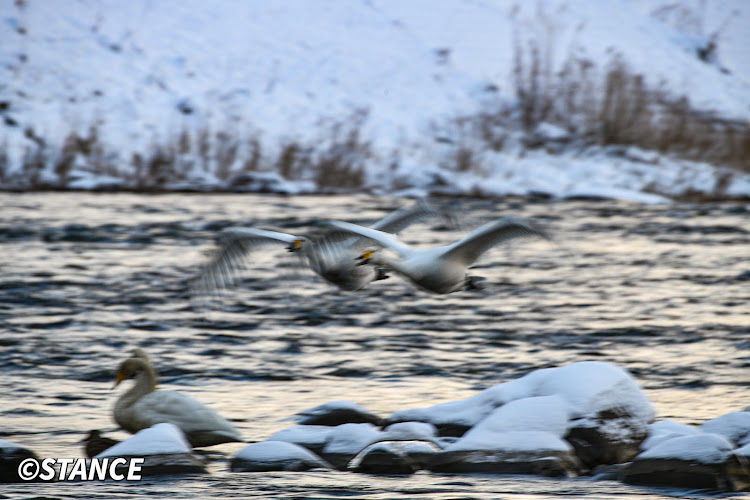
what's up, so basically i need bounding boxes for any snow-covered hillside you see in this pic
[1,0,749,201]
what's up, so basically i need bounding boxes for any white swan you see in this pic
[325,216,550,294]
[195,200,446,292]
[113,355,243,448]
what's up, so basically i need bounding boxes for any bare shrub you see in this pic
[214,130,239,181]
[310,109,371,190]
[241,136,262,172]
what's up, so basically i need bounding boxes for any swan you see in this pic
[194,199,447,293]
[113,356,243,448]
[325,216,550,294]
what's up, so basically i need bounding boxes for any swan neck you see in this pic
[117,370,156,408]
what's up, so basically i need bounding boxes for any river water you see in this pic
[1,192,748,499]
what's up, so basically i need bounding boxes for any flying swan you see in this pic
[194,199,447,293]
[325,216,550,294]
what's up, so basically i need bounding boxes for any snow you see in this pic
[0,439,24,450]
[700,411,750,446]
[234,441,327,465]
[637,433,734,464]
[382,422,438,440]
[2,0,749,200]
[322,423,382,455]
[95,423,192,458]
[641,420,701,450]
[390,361,654,434]
[267,425,334,448]
[470,395,570,437]
[447,430,573,453]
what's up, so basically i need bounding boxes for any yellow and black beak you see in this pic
[113,371,126,389]
[356,249,376,266]
[287,239,303,253]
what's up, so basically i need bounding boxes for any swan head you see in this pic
[356,247,379,266]
[113,357,152,389]
[286,238,305,253]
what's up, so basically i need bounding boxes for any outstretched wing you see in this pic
[192,227,301,296]
[322,220,413,257]
[371,199,449,234]
[442,217,550,266]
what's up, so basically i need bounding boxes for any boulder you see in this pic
[351,440,439,474]
[621,433,750,491]
[387,362,654,468]
[702,412,750,447]
[296,401,383,426]
[267,425,334,456]
[97,423,206,476]
[639,420,701,451]
[430,430,580,477]
[0,439,39,483]
[320,423,382,470]
[231,441,331,472]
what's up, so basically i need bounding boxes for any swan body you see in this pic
[195,200,445,292]
[113,357,242,448]
[326,216,550,294]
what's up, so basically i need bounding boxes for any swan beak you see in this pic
[287,239,303,253]
[113,371,126,389]
[356,249,375,266]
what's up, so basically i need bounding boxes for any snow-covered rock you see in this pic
[621,434,750,491]
[640,420,701,451]
[320,423,383,470]
[701,412,750,447]
[296,400,383,426]
[96,423,206,476]
[351,440,439,474]
[382,421,438,440]
[230,441,331,472]
[267,425,334,455]
[431,430,580,477]
[388,361,654,468]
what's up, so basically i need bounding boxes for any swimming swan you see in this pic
[325,216,550,294]
[113,356,243,448]
[194,200,446,292]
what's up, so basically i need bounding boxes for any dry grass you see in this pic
[431,36,750,175]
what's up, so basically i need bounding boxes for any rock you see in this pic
[267,425,334,456]
[231,441,331,472]
[296,400,383,426]
[0,439,39,483]
[97,423,206,476]
[382,421,438,440]
[702,412,750,447]
[351,440,439,474]
[621,433,750,491]
[640,420,701,451]
[320,423,382,470]
[388,362,654,467]
[429,430,581,477]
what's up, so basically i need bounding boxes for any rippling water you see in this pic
[1,193,749,499]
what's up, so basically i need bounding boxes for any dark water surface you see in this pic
[1,193,749,499]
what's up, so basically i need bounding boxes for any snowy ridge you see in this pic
[1,0,749,200]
